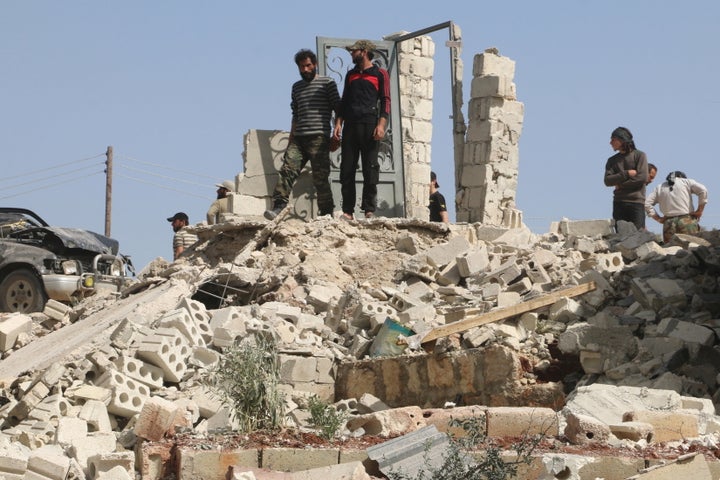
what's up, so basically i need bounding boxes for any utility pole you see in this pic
[105,146,113,237]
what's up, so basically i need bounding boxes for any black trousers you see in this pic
[340,122,380,214]
[613,201,645,230]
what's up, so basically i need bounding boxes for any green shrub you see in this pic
[387,415,544,480]
[205,333,285,432]
[308,395,347,441]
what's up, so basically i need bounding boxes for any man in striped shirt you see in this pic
[265,49,341,220]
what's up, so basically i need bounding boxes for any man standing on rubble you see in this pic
[645,170,708,243]
[207,180,234,225]
[264,49,341,220]
[332,40,391,220]
[167,212,198,260]
[603,126,649,230]
[429,171,449,223]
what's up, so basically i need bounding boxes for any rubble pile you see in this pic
[1,214,720,479]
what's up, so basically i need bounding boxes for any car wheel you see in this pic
[0,269,48,313]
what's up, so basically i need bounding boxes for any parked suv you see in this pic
[0,208,134,313]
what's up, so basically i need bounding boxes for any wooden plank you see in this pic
[420,281,596,344]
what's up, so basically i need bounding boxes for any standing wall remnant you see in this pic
[456,48,524,227]
[391,33,435,219]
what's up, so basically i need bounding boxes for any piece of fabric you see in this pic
[663,215,700,243]
[645,177,708,218]
[340,122,380,214]
[339,64,391,124]
[429,191,447,222]
[206,197,229,225]
[291,75,340,136]
[271,134,334,215]
[173,228,198,251]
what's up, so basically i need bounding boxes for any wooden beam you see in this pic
[420,281,596,344]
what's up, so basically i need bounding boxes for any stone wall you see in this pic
[335,344,564,410]
[456,49,524,226]
[392,34,435,219]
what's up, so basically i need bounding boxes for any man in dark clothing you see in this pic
[332,40,391,220]
[429,171,449,223]
[603,126,649,230]
[265,49,341,220]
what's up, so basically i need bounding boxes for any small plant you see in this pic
[205,333,285,432]
[308,395,347,441]
[387,414,545,480]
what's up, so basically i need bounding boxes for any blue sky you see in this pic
[2,2,719,272]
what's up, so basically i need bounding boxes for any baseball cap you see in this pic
[167,212,189,222]
[346,40,376,52]
[215,180,234,191]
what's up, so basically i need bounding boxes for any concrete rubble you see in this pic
[1,215,720,479]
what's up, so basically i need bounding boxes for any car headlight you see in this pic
[62,260,81,275]
[110,260,123,277]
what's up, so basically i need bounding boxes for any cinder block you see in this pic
[346,406,425,438]
[78,399,112,433]
[28,394,70,423]
[87,451,135,479]
[134,396,181,442]
[655,318,715,346]
[157,308,206,347]
[352,301,395,329]
[8,382,49,423]
[55,418,90,447]
[42,300,71,323]
[622,410,699,442]
[113,356,164,390]
[0,313,33,352]
[457,246,490,277]
[609,421,654,442]
[64,384,112,405]
[563,412,611,445]
[176,447,259,480]
[26,445,69,480]
[136,331,190,383]
[486,407,559,437]
[97,370,149,418]
[307,283,344,311]
[261,447,340,472]
[16,420,56,449]
[68,432,116,475]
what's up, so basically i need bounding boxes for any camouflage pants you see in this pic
[272,134,334,215]
[663,214,700,243]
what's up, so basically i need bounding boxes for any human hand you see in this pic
[373,124,385,140]
[627,169,637,177]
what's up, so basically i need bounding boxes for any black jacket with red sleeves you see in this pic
[339,64,391,124]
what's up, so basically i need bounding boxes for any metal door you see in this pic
[316,37,404,218]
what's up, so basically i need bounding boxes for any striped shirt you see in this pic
[173,228,198,251]
[291,75,340,136]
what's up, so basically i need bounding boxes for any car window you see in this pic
[0,213,40,238]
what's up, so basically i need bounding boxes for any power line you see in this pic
[0,170,105,201]
[0,154,104,184]
[1,163,106,192]
[115,162,211,189]
[115,153,220,182]
[115,173,213,200]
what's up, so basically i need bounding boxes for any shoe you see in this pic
[264,204,286,220]
[340,212,354,221]
[364,211,374,218]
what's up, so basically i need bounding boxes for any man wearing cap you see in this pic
[332,39,391,220]
[429,171,449,223]
[207,180,234,225]
[603,126,649,230]
[167,212,198,260]
[264,49,341,220]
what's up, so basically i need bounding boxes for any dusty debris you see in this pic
[1,215,720,479]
